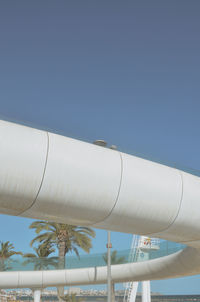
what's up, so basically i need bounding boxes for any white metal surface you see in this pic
[0,120,48,216]
[0,119,199,245]
[1,120,200,288]
[152,171,200,243]
[94,153,182,235]
[0,247,199,289]
[22,132,122,225]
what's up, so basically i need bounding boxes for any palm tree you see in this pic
[29,221,95,263]
[103,250,126,302]
[23,241,58,302]
[59,293,83,302]
[23,241,58,270]
[29,221,95,300]
[0,241,22,271]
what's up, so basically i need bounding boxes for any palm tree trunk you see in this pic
[57,287,65,302]
[111,282,115,302]
[57,236,66,302]
[58,240,66,268]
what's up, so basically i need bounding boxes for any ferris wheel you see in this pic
[123,235,160,302]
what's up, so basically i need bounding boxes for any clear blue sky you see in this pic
[0,0,200,295]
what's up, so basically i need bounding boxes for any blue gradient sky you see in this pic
[0,0,200,294]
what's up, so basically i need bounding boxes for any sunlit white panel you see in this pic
[66,268,93,285]
[0,120,48,215]
[43,270,66,287]
[153,171,200,242]
[0,272,19,288]
[24,133,121,225]
[94,153,182,234]
[18,271,43,288]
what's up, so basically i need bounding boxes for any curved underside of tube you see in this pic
[0,119,200,288]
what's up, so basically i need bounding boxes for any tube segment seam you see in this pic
[90,150,123,226]
[64,268,67,286]
[42,271,44,289]
[2,248,192,288]
[17,271,20,288]
[17,131,50,216]
[2,248,200,289]
[146,169,184,236]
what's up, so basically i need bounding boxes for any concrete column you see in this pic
[142,281,151,302]
[33,289,41,302]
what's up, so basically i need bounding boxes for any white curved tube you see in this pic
[0,120,200,246]
[0,247,200,289]
[1,119,200,288]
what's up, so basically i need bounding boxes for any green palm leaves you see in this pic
[60,293,83,302]
[29,221,95,302]
[0,241,22,271]
[0,241,22,258]
[103,250,126,265]
[23,242,58,270]
[29,221,96,262]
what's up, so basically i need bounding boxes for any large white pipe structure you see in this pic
[0,120,200,247]
[0,119,200,289]
[0,247,200,289]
